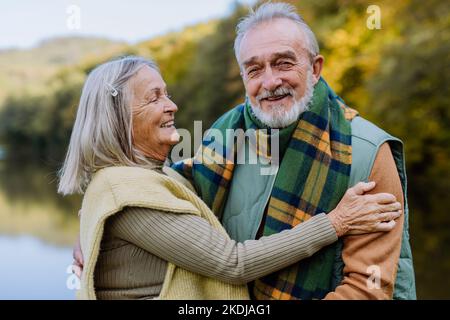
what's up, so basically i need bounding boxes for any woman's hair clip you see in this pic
[106,83,118,97]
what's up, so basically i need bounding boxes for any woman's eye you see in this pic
[148,97,158,104]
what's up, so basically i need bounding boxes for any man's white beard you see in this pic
[250,70,315,129]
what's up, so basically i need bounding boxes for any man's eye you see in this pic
[247,67,261,77]
[277,61,293,68]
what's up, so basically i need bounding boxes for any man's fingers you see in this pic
[352,181,376,195]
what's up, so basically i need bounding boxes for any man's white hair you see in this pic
[234,2,319,64]
[58,56,159,195]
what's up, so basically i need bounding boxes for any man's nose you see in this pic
[261,68,282,91]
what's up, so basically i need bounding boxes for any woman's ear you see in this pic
[312,55,324,84]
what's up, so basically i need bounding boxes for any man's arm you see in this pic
[324,142,404,299]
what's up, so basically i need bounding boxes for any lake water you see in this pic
[0,161,80,300]
[0,236,76,299]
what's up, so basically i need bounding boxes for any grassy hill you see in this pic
[0,22,218,106]
[0,37,125,104]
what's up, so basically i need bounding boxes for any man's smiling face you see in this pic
[238,18,322,128]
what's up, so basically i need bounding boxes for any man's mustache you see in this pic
[256,86,295,102]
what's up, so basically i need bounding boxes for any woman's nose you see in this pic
[165,99,178,113]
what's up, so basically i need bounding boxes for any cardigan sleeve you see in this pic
[107,207,337,285]
[324,142,404,299]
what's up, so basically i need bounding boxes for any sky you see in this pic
[0,0,257,50]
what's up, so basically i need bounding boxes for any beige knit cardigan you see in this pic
[77,165,249,300]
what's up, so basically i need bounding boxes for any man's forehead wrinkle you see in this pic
[239,19,309,61]
[241,41,301,65]
[242,56,260,68]
[271,50,297,60]
[244,50,297,67]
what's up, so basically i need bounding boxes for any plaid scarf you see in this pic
[172,78,358,299]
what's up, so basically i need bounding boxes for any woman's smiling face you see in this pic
[128,65,179,161]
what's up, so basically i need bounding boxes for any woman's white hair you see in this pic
[58,56,159,195]
[234,2,319,64]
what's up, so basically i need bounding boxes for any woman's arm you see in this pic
[72,181,401,281]
[109,207,337,285]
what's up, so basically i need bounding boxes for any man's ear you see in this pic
[312,55,324,84]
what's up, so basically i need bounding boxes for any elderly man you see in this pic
[172,2,415,300]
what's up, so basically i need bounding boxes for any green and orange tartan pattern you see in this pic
[172,78,358,299]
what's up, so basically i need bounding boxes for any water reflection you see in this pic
[0,161,80,246]
[0,161,80,299]
[0,236,75,300]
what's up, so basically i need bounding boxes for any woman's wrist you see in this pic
[327,210,347,237]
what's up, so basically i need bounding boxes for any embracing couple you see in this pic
[59,2,416,300]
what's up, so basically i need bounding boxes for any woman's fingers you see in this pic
[329,184,399,237]
[373,192,397,204]
[348,219,397,235]
[356,209,401,227]
[352,181,376,195]
[375,220,396,232]
[73,249,83,266]
[379,210,402,222]
[73,236,84,266]
[380,201,402,213]
[346,209,401,234]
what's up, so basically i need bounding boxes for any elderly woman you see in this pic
[58,56,401,300]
